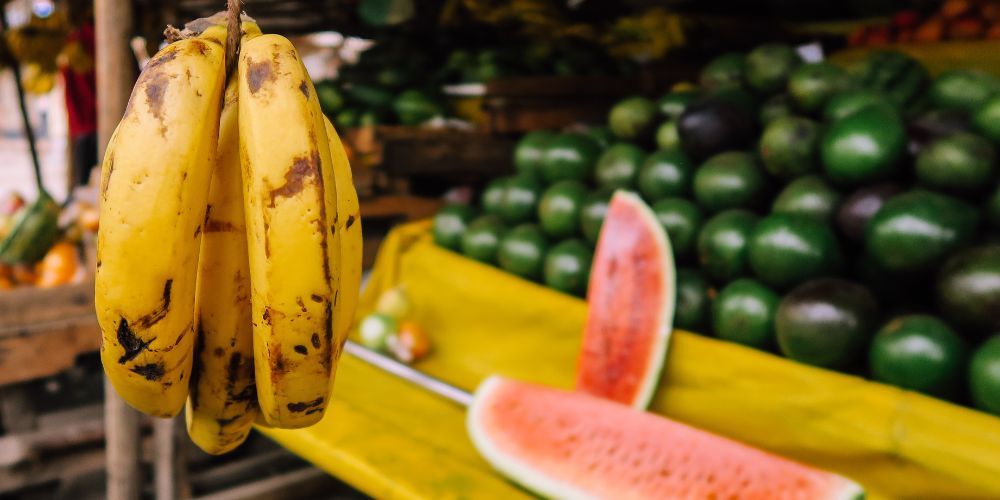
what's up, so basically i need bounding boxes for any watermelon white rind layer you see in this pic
[468,376,865,500]
[576,190,676,409]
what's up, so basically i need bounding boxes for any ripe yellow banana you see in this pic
[239,34,341,428]
[322,116,363,346]
[96,26,227,417]
[186,23,261,454]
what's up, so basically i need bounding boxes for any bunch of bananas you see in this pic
[96,19,362,455]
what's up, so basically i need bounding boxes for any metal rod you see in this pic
[0,11,44,192]
[343,341,473,408]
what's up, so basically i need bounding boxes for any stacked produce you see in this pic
[849,0,1000,46]
[95,17,362,454]
[433,43,1000,416]
[0,191,96,290]
[315,38,630,129]
[315,40,446,128]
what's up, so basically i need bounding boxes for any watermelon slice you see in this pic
[576,191,676,408]
[468,376,864,500]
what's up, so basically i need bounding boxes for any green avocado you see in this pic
[432,204,477,251]
[697,209,759,283]
[541,133,601,184]
[594,143,646,190]
[937,245,1000,335]
[693,152,768,212]
[655,120,681,151]
[498,224,549,281]
[869,315,967,398]
[760,94,794,125]
[787,63,850,114]
[579,188,614,245]
[675,268,713,333]
[537,180,588,239]
[609,96,658,143]
[969,336,1000,416]
[776,278,879,370]
[461,215,507,264]
[713,278,780,350]
[745,44,802,95]
[652,197,704,261]
[638,149,695,202]
[821,107,905,186]
[973,94,1000,143]
[514,131,556,177]
[824,89,895,123]
[915,132,996,194]
[772,175,842,224]
[866,190,979,273]
[759,116,820,179]
[480,177,508,216]
[700,52,745,91]
[543,239,592,296]
[748,213,842,290]
[498,174,543,225]
[929,70,1000,114]
[657,91,699,120]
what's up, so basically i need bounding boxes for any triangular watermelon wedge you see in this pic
[576,191,676,409]
[468,376,865,500]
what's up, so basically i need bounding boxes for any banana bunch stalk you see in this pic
[96,18,362,454]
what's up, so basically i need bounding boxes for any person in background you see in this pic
[61,0,96,187]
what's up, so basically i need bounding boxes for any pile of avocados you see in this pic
[315,39,632,129]
[432,43,1000,416]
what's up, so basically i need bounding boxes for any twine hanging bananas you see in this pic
[96,14,361,450]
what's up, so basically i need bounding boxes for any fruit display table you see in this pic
[261,221,1000,500]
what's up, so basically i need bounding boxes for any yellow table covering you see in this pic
[259,221,1000,499]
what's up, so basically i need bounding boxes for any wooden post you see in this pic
[95,0,135,160]
[96,0,140,497]
[153,417,176,500]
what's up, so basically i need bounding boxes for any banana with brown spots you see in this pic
[185,22,262,454]
[238,34,341,428]
[96,26,228,417]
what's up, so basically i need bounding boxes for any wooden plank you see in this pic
[0,280,95,329]
[0,418,104,466]
[188,449,295,492]
[194,467,336,500]
[0,435,154,495]
[380,132,514,178]
[484,75,641,98]
[0,386,36,432]
[360,195,442,221]
[0,319,100,386]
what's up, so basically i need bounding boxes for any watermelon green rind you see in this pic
[576,191,675,409]
[468,376,866,500]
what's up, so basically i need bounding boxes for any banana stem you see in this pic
[0,12,45,194]
[225,0,241,77]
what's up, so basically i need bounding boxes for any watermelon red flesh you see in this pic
[468,376,864,500]
[576,191,676,409]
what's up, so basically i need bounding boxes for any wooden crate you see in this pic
[0,280,100,387]
[448,75,643,134]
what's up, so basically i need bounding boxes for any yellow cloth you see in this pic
[260,221,1000,499]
